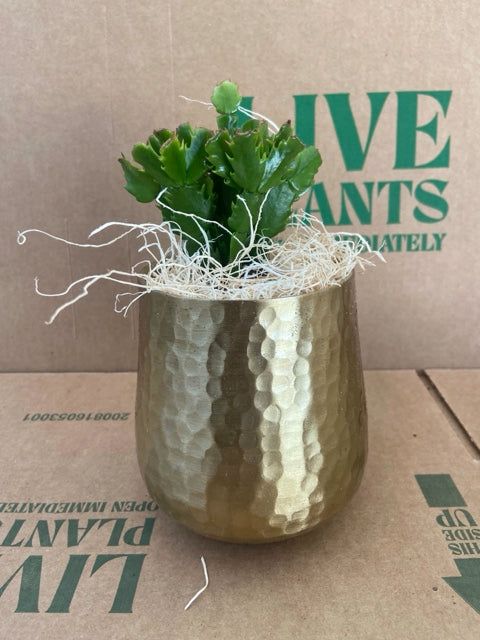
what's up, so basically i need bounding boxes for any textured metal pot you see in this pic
[135,273,367,543]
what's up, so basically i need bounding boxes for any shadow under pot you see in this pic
[135,272,367,543]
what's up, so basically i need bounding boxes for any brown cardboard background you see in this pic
[2,0,479,371]
[0,371,479,638]
[426,369,480,449]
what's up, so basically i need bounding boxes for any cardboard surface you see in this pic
[2,1,480,371]
[426,369,480,450]
[0,371,479,638]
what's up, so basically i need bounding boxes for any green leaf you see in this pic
[211,80,241,115]
[257,120,270,143]
[255,183,297,237]
[185,127,211,183]
[228,184,297,255]
[228,192,260,234]
[141,127,213,186]
[227,131,266,192]
[160,138,187,184]
[274,122,294,143]
[153,129,174,146]
[227,192,265,262]
[205,130,232,182]
[241,118,260,132]
[176,123,192,145]
[216,113,238,132]
[131,143,175,186]
[118,156,160,202]
[157,184,215,251]
[260,136,304,191]
[240,119,270,145]
[286,146,322,194]
[229,232,249,262]
[148,134,161,154]
[210,173,237,226]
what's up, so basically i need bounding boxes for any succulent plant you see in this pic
[119,81,322,267]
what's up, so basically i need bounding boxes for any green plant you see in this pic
[119,81,322,267]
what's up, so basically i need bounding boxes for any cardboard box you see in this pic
[2,1,479,371]
[1,370,479,638]
[426,369,480,448]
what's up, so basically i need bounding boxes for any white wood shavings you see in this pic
[17,201,384,324]
[184,556,209,611]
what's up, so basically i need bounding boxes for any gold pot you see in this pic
[135,273,367,543]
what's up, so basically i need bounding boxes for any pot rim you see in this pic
[142,270,355,306]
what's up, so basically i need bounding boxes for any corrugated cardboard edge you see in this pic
[422,369,480,454]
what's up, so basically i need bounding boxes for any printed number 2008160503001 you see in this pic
[22,412,131,422]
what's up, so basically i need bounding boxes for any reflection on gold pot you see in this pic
[135,273,367,543]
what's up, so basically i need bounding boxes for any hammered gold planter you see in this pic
[135,273,367,543]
